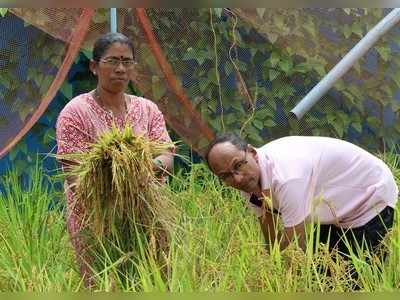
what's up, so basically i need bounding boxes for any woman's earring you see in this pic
[93,71,96,75]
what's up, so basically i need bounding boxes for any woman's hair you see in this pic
[92,32,134,61]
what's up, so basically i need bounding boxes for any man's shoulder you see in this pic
[257,136,298,154]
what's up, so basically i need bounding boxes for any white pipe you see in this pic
[110,8,117,33]
[290,8,400,120]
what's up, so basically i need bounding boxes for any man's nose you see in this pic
[232,173,243,184]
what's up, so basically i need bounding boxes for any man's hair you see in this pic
[204,132,248,167]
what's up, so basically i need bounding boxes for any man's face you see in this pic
[208,142,261,193]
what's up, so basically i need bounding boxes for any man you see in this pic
[205,133,398,256]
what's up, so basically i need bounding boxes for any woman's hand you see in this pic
[153,158,165,178]
[153,152,174,178]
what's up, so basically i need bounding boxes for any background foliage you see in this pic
[132,8,400,150]
[1,8,400,178]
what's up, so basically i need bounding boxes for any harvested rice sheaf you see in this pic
[58,124,177,258]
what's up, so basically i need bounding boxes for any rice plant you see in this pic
[0,150,398,291]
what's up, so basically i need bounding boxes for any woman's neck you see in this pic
[95,87,125,110]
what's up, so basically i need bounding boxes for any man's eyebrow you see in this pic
[216,157,238,174]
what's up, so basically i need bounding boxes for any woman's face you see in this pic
[91,42,135,94]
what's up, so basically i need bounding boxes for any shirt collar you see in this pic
[255,147,272,191]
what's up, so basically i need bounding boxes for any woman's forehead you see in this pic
[103,43,133,58]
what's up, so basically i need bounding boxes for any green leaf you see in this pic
[327,114,336,125]
[236,60,247,72]
[81,49,92,59]
[353,61,361,75]
[273,14,285,32]
[224,63,233,76]
[314,65,326,77]
[389,69,400,87]
[279,58,293,74]
[343,8,352,15]
[269,69,280,81]
[264,119,276,127]
[337,111,350,126]
[331,120,344,137]
[199,78,210,93]
[256,8,266,19]
[343,24,352,39]
[60,83,73,99]
[183,48,196,61]
[293,63,308,73]
[92,9,109,24]
[225,113,237,125]
[376,46,390,62]
[213,8,222,18]
[43,128,56,145]
[352,122,362,133]
[40,75,53,94]
[269,52,280,68]
[207,68,219,85]
[0,8,8,17]
[152,76,167,100]
[232,100,243,111]
[209,117,220,129]
[351,22,363,38]
[253,119,264,130]
[302,17,316,38]
[266,32,278,44]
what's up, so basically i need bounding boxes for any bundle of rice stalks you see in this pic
[58,124,177,275]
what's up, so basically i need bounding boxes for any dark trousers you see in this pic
[315,206,395,257]
[313,206,395,289]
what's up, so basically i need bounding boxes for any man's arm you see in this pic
[259,210,306,251]
[282,222,306,251]
[258,210,281,249]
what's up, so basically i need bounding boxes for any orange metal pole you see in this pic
[135,8,215,143]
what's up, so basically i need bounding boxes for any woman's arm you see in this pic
[154,151,174,176]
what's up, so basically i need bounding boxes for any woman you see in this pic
[56,32,174,287]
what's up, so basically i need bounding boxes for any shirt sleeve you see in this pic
[276,178,312,227]
[56,109,91,156]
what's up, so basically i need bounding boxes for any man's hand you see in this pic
[282,222,306,251]
[259,210,280,250]
[259,210,306,252]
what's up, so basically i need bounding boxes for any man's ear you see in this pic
[89,60,97,76]
[247,144,257,154]
[247,144,258,161]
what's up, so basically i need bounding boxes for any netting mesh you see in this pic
[1,8,400,158]
[0,8,94,158]
[126,9,400,154]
